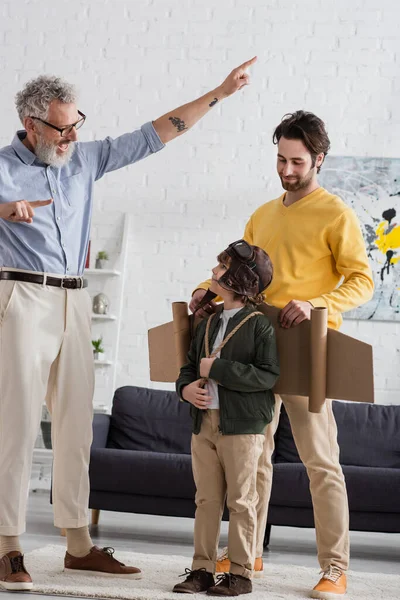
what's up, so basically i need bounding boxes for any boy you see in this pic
[173,240,280,596]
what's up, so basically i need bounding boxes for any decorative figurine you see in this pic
[92,293,110,315]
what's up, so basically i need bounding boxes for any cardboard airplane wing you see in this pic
[148,302,374,412]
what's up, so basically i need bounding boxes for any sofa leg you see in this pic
[91,509,100,526]
[263,524,272,549]
[60,528,66,537]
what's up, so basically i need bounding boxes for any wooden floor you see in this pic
[1,492,399,599]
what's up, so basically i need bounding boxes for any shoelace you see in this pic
[321,565,343,583]
[178,567,207,580]
[101,547,125,566]
[216,546,229,562]
[10,555,25,574]
[215,572,237,588]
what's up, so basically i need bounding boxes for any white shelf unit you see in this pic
[91,314,117,321]
[85,213,130,412]
[85,269,121,277]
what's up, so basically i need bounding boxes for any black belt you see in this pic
[0,270,87,289]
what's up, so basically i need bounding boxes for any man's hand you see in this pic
[200,357,216,378]
[279,300,313,329]
[0,199,53,224]
[182,379,212,409]
[217,56,257,98]
[189,289,218,319]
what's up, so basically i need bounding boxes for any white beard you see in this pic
[35,137,75,168]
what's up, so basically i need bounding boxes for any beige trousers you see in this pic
[0,273,94,535]
[255,394,349,571]
[191,410,264,579]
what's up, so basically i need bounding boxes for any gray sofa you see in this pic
[89,386,400,545]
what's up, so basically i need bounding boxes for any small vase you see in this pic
[95,258,107,269]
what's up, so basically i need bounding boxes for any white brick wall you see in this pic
[1,0,399,406]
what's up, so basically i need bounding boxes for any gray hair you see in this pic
[15,75,77,124]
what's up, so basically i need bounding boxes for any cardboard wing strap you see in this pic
[148,302,374,410]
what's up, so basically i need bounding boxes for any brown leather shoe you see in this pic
[173,568,215,594]
[207,573,252,596]
[64,546,141,579]
[0,551,33,591]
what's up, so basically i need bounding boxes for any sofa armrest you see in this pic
[92,414,111,449]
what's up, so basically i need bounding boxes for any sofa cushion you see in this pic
[90,448,196,499]
[107,386,193,454]
[334,403,400,468]
[344,465,400,512]
[270,463,400,513]
[274,402,400,468]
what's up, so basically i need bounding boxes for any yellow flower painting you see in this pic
[320,157,399,320]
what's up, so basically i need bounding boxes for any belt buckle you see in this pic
[61,277,74,289]
[61,277,84,289]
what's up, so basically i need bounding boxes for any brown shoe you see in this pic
[207,573,252,596]
[64,546,141,579]
[173,568,215,594]
[0,551,33,591]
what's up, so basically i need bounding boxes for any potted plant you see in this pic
[95,250,109,269]
[92,336,105,360]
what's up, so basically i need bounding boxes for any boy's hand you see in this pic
[200,357,216,378]
[182,380,212,409]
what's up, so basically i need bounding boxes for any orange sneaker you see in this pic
[310,566,347,599]
[215,547,264,579]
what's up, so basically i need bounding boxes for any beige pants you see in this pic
[255,394,349,571]
[191,410,264,579]
[0,274,94,535]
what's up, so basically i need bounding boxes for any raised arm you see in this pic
[153,57,257,144]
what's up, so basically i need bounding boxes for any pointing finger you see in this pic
[29,199,53,208]
[238,56,257,70]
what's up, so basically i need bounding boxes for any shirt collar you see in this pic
[11,130,38,165]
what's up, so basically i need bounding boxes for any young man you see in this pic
[190,111,374,599]
[173,241,279,596]
[0,58,256,591]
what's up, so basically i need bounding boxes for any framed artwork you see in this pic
[320,156,400,321]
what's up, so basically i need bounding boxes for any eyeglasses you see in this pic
[29,110,86,137]
[227,240,256,269]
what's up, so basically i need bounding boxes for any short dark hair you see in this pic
[273,111,330,173]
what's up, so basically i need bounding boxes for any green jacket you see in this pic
[176,305,280,435]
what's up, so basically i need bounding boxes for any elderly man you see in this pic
[0,57,256,590]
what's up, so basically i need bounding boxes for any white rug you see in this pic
[2,545,398,600]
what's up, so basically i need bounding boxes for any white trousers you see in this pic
[0,272,94,535]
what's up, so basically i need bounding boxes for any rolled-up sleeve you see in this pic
[78,122,165,181]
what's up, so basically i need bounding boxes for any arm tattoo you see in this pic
[209,97,219,107]
[169,116,188,132]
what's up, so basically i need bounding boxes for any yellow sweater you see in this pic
[197,187,374,329]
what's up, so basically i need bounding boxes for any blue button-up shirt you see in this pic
[0,122,164,275]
